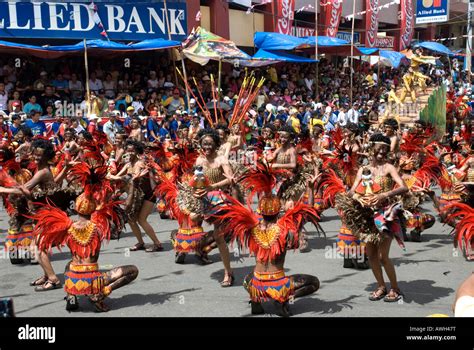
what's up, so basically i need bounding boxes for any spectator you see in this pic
[33,71,50,91]
[71,117,85,134]
[69,73,84,103]
[23,95,43,115]
[9,113,22,136]
[88,72,103,94]
[25,110,47,137]
[0,83,8,112]
[103,73,116,99]
[163,88,185,114]
[51,73,69,96]
[39,85,61,112]
[103,111,122,144]
[146,110,161,142]
[8,91,23,113]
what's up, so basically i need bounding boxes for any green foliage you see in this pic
[419,85,446,141]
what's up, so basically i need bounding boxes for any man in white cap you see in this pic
[277,105,288,123]
[188,98,197,115]
[322,106,337,132]
[347,102,359,125]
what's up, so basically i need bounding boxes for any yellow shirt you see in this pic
[288,115,301,134]
[268,67,278,84]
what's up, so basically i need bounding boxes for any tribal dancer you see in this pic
[30,163,138,312]
[266,126,315,252]
[324,124,368,269]
[398,131,439,242]
[156,167,215,265]
[194,128,235,286]
[213,162,320,316]
[336,134,408,302]
[442,202,474,261]
[107,140,163,252]
[0,139,76,290]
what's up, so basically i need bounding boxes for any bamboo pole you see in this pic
[217,58,222,101]
[180,54,191,112]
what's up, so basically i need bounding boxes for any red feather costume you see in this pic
[212,161,320,303]
[441,203,474,259]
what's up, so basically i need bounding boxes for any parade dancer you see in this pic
[107,140,163,252]
[30,164,138,312]
[155,167,215,265]
[213,162,320,316]
[336,134,408,302]
[194,129,235,286]
[0,139,74,289]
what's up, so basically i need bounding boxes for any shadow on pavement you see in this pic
[365,279,455,305]
[209,265,267,286]
[103,288,201,311]
[290,294,360,315]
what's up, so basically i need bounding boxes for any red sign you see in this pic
[365,0,379,48]
[399,0,414,51]
[324,0,343,37]
[374,36,394,48]
[276,0,294,35]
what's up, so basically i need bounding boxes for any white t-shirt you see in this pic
[347,108,359,124]
[89,79,103,93]
[337,111,347,127]
[0,92,8,111]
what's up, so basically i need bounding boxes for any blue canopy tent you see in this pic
[252,49,318,63]
[415,41,454,57]
[0,38,181,59]
[254,32,309,50]
[379,50,407,68]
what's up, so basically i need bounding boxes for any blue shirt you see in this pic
[52,79,68,89]
[23,103,43,115]
[9,125,19,136]
[51,121,61,134]
[158,127,170,140]
[25,119,47,136]
[147,118,160,142]
[169,119,179,132]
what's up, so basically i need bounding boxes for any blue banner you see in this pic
[0,1,187,41]
[415,0,449,24]
[336,31,360,44]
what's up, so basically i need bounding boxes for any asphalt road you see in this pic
[0,202,471,317]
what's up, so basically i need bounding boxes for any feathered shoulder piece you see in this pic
[92,199,124,242]
[69,162,112,203]
[318,168,347,208]
[441,203,474,256]
[278,201,320,236]
[155,177,185,224]
[330,128,343,147]
[0,166,17,187]
[411,153,442,189]
[240,161,291,206]
[210,194,259,247]
[29,202,73,253]
[400,131,424,155]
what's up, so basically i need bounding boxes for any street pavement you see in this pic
[0,202,472,317]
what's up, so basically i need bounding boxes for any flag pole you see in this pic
[350,0,356,105]
[315,0,319,100]
[84,39,91,118]
[163,0,179,87]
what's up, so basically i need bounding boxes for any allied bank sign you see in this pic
[415,0,449,24]
[0,1,187,41]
